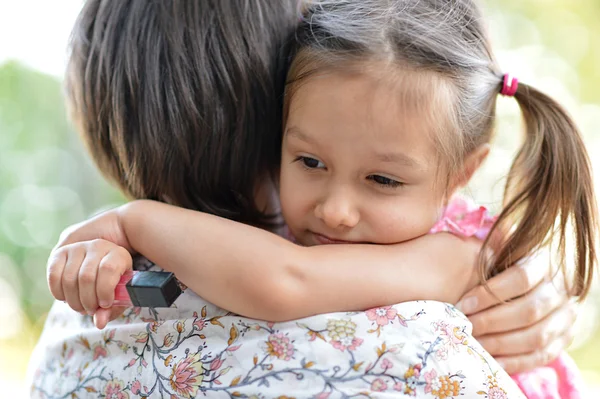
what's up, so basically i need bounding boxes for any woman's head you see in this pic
[281,0,597,295]
[66,0,299,227]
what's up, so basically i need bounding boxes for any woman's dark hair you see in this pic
[66,0,299,228]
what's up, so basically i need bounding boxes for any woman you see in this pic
[28,0,576,397]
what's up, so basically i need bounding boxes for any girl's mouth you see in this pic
[312,232,361,245]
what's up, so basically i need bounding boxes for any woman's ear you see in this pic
[449,144,491,191]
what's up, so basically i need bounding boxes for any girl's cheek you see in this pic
[281,191,310,225]
[368,202,433,242]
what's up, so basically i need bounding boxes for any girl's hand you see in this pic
[47,239,133,329]
[456,256,576,374]
[56,207,132,252]
[51,207,133,328]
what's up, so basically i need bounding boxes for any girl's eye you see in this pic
[298,156,325,169]
[368,175,403,188]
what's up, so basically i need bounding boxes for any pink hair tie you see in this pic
[501,74,519,97]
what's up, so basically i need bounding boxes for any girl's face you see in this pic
[280,69,455,246]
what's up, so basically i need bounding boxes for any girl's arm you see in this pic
[119,200,480,321]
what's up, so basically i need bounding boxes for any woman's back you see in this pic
[29,257,524,398]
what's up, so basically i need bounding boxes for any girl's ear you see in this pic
[449,144,491,192]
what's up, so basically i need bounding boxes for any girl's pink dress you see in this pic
[430,195,586,399]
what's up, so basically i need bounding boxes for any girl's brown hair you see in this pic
[289,0,597,297]
[66,0,299,228]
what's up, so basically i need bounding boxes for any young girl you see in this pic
[44,0,595,397]
[51,0,596,325]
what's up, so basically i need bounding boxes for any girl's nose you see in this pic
[314,190,360,230]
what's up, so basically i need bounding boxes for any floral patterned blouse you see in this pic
[27,198,526,399]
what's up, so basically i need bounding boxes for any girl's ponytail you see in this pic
[488,81,597,298]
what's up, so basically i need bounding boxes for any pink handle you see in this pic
[112,271,136,307]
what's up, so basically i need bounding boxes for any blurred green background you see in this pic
[0,0,599,395]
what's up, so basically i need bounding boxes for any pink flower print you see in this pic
[104,379,129,399]
[316,393,331,399]
[169,353,205,398]
[141,317,162,333]
[265,333,294,361]
[226,345,241,352]
[330,338,363,352]
[371,378,388,392]
[485,376,508,399]
[432,320,449,335]
[393,382,403,391]
[381,358,393,371]
[130,380,141,395]
[488,386,508,399]
[433,321,467,351]
[424,369,439,394]
[150,321,161,333]
[131,332,149,344]
[193,318,206,331]
[435,347,449,361]
[450,326,467,345]
[210,357,224,371]
[92,344,107,360]
[365,306,397,326]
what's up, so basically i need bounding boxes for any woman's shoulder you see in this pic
[29,289,524,398]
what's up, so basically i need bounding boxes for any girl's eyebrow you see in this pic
[284,126,315,144]
[374,151,422,169]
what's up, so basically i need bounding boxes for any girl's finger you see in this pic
[78,254,104,315]
[456,255,550,315]
[476,301,576,356]
[96,246,133,309]
[93,307,111,329]
[47,249,68,301]
[93,306,128,329]
[469,280,567,336]
[62,246,87,313]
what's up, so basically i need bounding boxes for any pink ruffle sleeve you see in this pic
[431,195,586,399]
[429,195,497,239]
[511,353,586,399]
